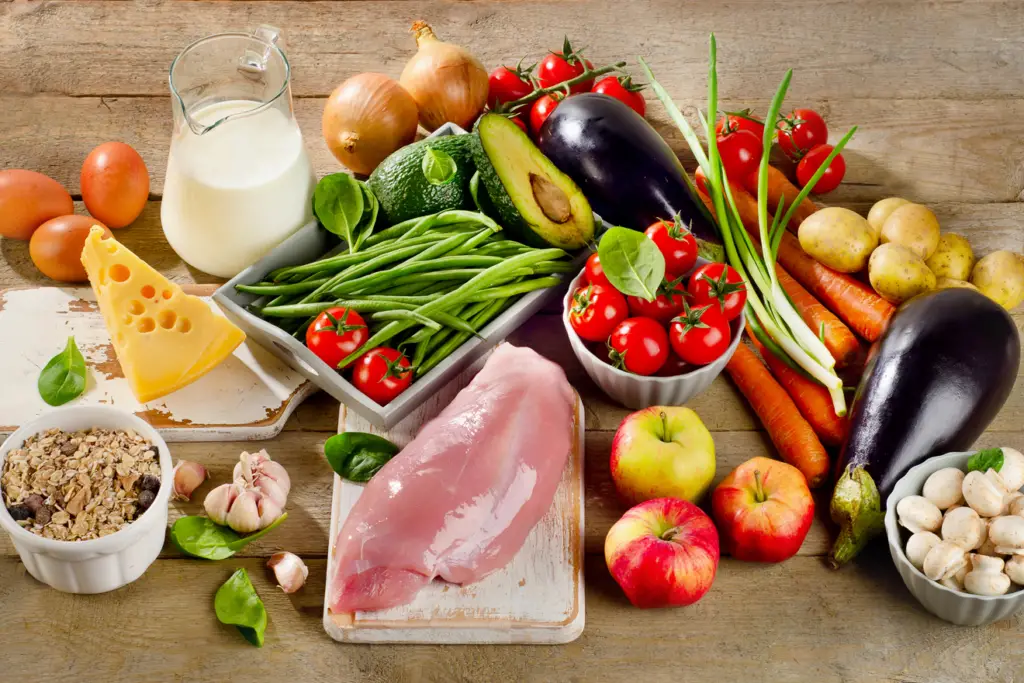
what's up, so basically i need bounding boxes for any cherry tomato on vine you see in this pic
[569,284,629,342]
[669,302,732,365]
[776,108,828,161]
[717,128,763,182]
[591,75,646,116]
[530,93,565,135]
[645,217,698,275]
[305,307,369,369]
[584,252,611,288]
[537,37,593,93]
[487,64,535,110]
[687,263,747,321]
[627,273,688,323]
[352,347,413,405]
[715,111,765,141]
[607,317,669,376]
[795,144,846,194]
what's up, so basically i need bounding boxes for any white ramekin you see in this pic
[0,406,172,594]
[562,267,744,409]
[885,450,1024,626]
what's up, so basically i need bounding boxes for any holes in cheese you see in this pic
[162,290,173,300]
[137,317,155,333]
[105,241,118,254]
[128,300,145,315]
[141,284,156,299]
[158,310,177,329]
[178,318,192,333]
[110,264,131,282]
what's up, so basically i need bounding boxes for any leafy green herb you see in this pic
[596,227,666,301]
[421,146,457,186]
[313,173,365,252]
[353,182,380,252]
[967,448,1004,473]
[215,569,267,647]
[469,170,485,212]
[324,432,400,483]
[170,513,288,560]
[38,336,87,406]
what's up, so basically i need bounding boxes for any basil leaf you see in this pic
[324,432,400,483]
[422,147,457,186]
[215,569,267,647]
[170,513,288,560]
[352,182,379,252]
[313,173,364,252]
[597,227,666,301]
[967,448,1004,473]
[38,336,87,406]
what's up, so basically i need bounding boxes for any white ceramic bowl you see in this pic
[0,406,172,594]
[562,267,744,409]
[885,450,1024,626]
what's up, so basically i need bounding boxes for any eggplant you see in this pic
[829,288,1020,567]
[537,93,723,261]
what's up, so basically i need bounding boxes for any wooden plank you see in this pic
[1,553,1021,682]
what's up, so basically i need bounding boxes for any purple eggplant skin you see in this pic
[829,288,1020,568]
[536,93,723,261]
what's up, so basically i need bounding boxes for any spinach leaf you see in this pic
[215,568,268,647]
[313,173,365,252]
[38,336,87,406]
[422,147,457,185]
[596,227,666,301]
[968,448,1004,473]
[469,170,485,212]
[352,182,380,252]
[170,513,288,560]
[324,432,400,483]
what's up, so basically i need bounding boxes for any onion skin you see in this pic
[399,21,488,131]
[322,73,419,176]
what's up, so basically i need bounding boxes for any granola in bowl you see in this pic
[1,427,161,541]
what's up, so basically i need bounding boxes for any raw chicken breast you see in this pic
[328,344,575,614]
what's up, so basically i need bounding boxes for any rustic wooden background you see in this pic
[2,1,1023,681]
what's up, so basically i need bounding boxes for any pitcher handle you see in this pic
[239,24,283,77]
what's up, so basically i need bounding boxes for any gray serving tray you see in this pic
[214,123,588,429]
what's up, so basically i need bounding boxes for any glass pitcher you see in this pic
[162,25,315,279]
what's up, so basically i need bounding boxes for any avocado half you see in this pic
[472,114,594,250]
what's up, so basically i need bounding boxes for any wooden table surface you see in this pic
[2,1,1023,681]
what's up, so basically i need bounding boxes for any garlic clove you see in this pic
[905,531,941,570]
[962,470,1006,517]
[256,494,284,530]
[896,495,943,534]
[940,506,986,550]
[998,447,1024,492]
[257,457,291,498]
[172,460,207,502]
[204,482,241,526]
[1006,555,1024,585]
[233,450,256,486]
[922,467,966,510]
[922,540,969,582]
[255,475,289,509]
[268,552,308,593]
[989,515,1024,555]
[226,489,262,534]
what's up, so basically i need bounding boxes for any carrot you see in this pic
[747,329,849,448]
[725,343,830,488]
[743,165,818,231]
[775,265,861,368]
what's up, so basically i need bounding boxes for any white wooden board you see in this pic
[0,286,314,441]
[323,350,586,644]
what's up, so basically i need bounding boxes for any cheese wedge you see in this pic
[81,227,246,403]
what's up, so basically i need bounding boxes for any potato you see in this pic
[869,243,937,303]
[935,277,979,291]
[970,250,1024,310]
[798,207,878,273]
[925,233,974,280]
[880,203,941,259]
[867,197,911,239]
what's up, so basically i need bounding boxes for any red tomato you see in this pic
[717,129,763,182]
[591,76,646,117]
[352,347,413,405]
[669,302,732,365]
[694,167,709,196]
[687,263,747,321]
[715,111,765,141]
[655,350,694,377]
[777,108,828,161]
[510,116,528,133]
[584,252,611,288]
[537,38,593,93]
[530,93,564,135]
[645,217,698,275]
[569,284,629,342]
[627,273,687,323]
[607,317,669,376]
[795,144,846,194]
[306,307,369,370]
[487,65,534,109]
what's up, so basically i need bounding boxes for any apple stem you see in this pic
[659,411,670,443]
[753,470,767,503]
[659,525,680,542]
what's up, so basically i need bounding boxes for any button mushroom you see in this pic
[941,506,987,550]
[1006,555,1024,585]
[940,563,969,592]
[922,467,966,510]
[963,470,1007,517]
[989,515,1024,555]
[905,531,941,571]
[922,540,969,582]
[964,554,1011,596]
[998,447,1024,492]
[1007,492,1024,518]
[897,495,943,534]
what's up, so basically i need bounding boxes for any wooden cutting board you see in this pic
[323,350,586,644]
[0,286,314,441]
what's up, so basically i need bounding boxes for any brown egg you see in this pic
[0,169,74,240]
[30,215,112,282]
[81,142,150,228]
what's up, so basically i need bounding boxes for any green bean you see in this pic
[418,298,510,376]
[296,242,430,305]
[404,231,480,264]
[466,276,562,302]
[236,276,331,296]
[262,298,422,319]
[449,228,498,257]
[266,232,449,281]
[373,309,442,331]
[329,256,504,297]
[411,338,431,369]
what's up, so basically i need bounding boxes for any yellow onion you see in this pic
[322,73,419,175]
[399,21,488,131]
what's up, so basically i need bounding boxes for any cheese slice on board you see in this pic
[81,227,246,403]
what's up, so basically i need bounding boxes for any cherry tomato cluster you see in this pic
[569,220,747,376]
[305,307,413,405]
[712,107,846,195]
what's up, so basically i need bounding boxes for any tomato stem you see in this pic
[496,61,627,112]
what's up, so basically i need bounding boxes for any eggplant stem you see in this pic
[828,466,884,569]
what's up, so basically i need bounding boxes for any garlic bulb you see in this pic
[204,482,242,526]
[172,460,207,501]
[203,450,290,534]
[235,450,291,508]
[268,552,308,593]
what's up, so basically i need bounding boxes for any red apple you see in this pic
[604,497,719,608]
[711,456,814,563]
